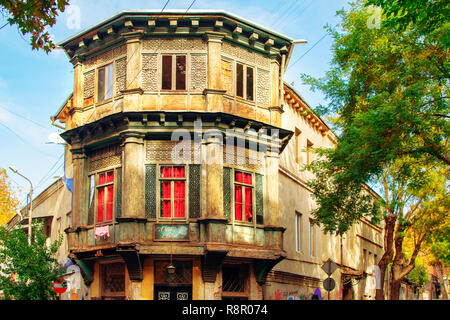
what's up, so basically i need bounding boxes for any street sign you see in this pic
[321,258,338,276]
[323,277,336,292]
[53,279,67,294]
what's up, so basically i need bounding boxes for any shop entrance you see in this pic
[154,260,192,301]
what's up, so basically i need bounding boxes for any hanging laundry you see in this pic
[95,225,110,239]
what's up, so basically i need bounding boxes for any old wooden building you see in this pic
[52,10,384,300]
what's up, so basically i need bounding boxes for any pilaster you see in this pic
[121,131,145,218]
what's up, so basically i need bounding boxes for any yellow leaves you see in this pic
[0,168,20,226]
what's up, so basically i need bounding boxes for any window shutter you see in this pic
[188,164,201,218]
[255,173,264,224]
[223,167,232,219]
[115,168,122,218]
[145,164,157,218]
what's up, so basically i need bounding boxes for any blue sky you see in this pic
[0,0,350,205]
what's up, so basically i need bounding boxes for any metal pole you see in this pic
[9,167,33,244]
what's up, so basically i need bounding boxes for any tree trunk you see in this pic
[376,215,397,300]
[390,280,401,300]
[390,224,425,300]
[433,261,448,300]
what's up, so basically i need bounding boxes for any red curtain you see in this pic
[99,173,106,185]
[106,185,114,221]
[174,181,185,217]
[235,185,243,221]
[161,166,185,218]
[245,187,252,221]
[97,187,104,223]
[173,166,185,178]
[162,181,171,217]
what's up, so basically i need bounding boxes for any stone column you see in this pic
[121,131,145,218]
[202,132,224,218]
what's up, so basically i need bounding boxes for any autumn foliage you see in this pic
[0,168,20,226]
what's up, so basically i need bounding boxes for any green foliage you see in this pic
[0,0,69,53]
[0,222,63,300]
[408,263,429,289]
[301,0,449,235]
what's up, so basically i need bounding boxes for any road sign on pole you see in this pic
[323,277,336,292]
[321,258,338,276]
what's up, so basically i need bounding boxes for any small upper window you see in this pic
[162,55,186,91]
[97,63,114,102]
[236,63,254,101]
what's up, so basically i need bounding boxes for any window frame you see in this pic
[96,62,114,103]
[161,54,187,91]
[233,169,255,224]
[235,62,255,102]
[306,139,314,166]
[221,264,249,299]
[295,212,302,253]
[88,168,118,226]
[158,164,188,221]
[309,218,316,257]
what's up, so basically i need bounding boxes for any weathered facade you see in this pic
[52,10,384,300]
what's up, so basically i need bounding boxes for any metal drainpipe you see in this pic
[279,53,286,109]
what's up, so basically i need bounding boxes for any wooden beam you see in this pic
[124,20,133,28]
[191,18,200,29]
[147,19,156,29]
[249,32,259,43]
[169,19,178,30]
[265,38,274,50]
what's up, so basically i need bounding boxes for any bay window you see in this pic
[160,165,186,218]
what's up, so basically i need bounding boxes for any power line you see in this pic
[0,105,48,129]
[287,32,329,70]
[0,120,57,158]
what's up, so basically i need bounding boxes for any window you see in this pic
[309,218,316,256]
[234,171,253,222]
[96,170,114,224]
[236,62,254,101]
[295,212,302,252]
[295,128,302,164]
[222,265,249,300]
[160,165,186,218]
[306,140,314,165]
[102,262,125,300]
[97,63,114,102]
[162,55,186,90]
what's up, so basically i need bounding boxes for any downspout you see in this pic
[279,52,286,109]
[51,116,66,130]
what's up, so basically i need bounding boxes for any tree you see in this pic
[0,168,20,226]
[300,0,449,299]
[408,263,429,296]
[385,163,448,300]
[0,222,63,300]
[0,0,69,53]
